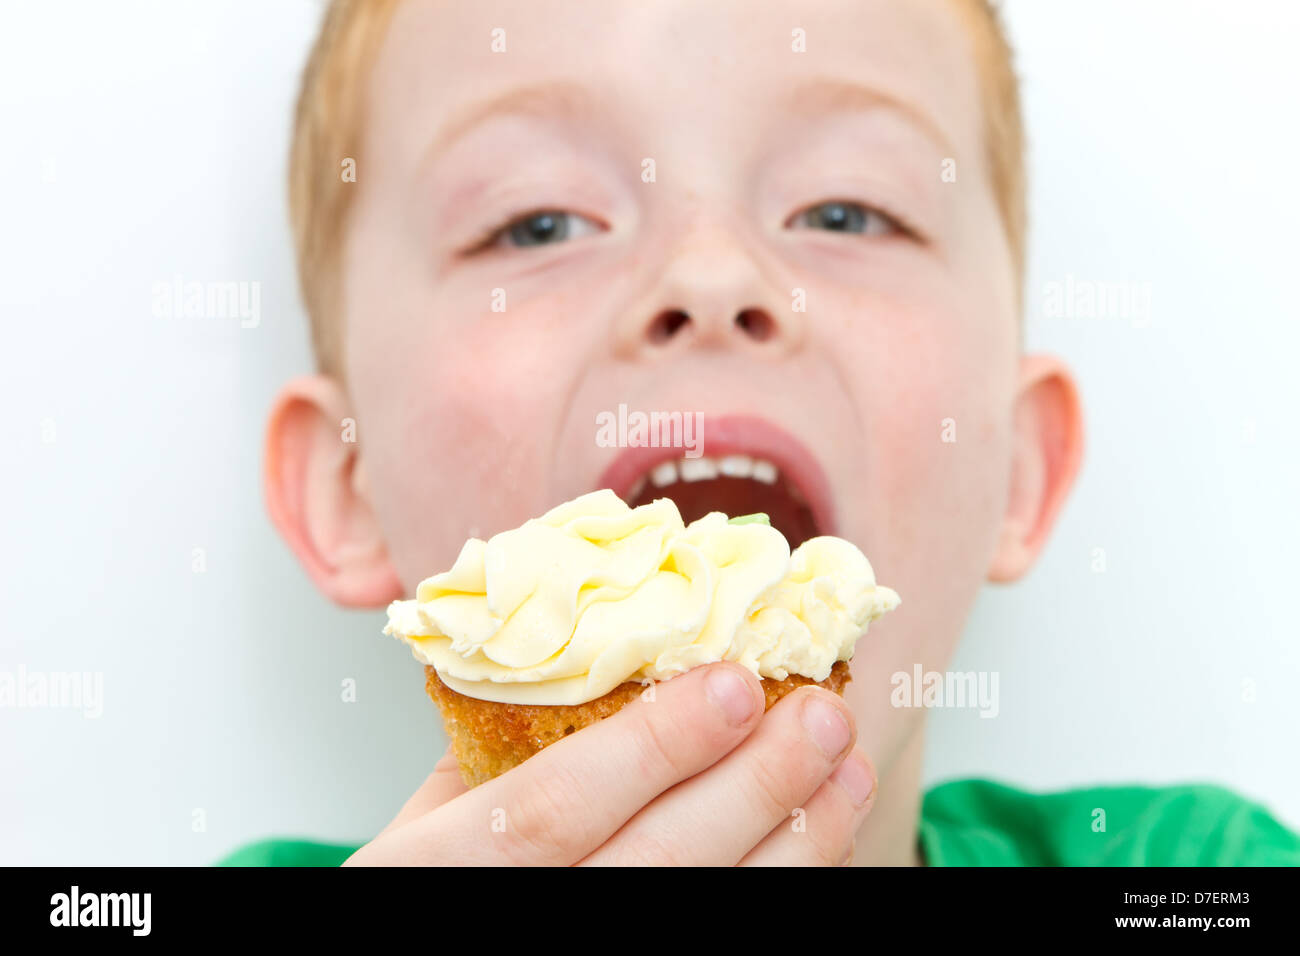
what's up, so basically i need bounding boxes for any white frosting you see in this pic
[384,489,899,704]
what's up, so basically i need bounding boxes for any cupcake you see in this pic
[384,489,900,787]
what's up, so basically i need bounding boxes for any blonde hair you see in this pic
[953,0,1026,287]
[288,0,400,376]
[288,0,1025,375]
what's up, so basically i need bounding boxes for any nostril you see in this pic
[647,309,691,344]
[735,308,776,342]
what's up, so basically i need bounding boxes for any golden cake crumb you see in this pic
[425,661,852,787]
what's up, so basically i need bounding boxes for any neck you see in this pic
[850,725,927,867]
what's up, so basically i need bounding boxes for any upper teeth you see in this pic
[678,458,718,482]
[642,454,781,490]
[719,455,753,478]
[650,461,678,487]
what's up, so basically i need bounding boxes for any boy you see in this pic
[222,0,1300,865]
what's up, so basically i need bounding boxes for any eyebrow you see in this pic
[420,77,956,166]
[781,78,957,157]
[421,81,599,163]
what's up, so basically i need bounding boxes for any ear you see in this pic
[987,354,1085,582]
[263,375,405,607]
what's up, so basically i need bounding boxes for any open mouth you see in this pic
[625,454,820,546]
[594,416,835,549]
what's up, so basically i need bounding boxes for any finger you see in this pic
[359,662,764,866]
[581,685,855,866]
[376,748,467,837]
[737,748,876,866]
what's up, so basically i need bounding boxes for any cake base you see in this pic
[424,661,852,787]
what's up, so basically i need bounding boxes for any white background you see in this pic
[2,1,1297,865]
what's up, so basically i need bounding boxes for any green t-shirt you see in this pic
[214,779,1300,867]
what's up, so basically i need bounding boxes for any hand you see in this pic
[344,661,876,866]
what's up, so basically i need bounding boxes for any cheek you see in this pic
[869,334,1010,609]
[354,298,589,588]
[831,286,1014,542]
[878,324,1011,514]
[825,289,1016,719]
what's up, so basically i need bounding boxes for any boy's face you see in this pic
[318,0,1066,770]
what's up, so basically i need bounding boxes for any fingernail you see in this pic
[802,695,851,757]
[706,667,757,726]
[832,753,875,807]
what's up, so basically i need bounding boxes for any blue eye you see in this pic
[788,200,900,236]
[489,210,601,249]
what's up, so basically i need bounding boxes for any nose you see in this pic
[613,223,805,358]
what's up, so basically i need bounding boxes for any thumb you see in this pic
[377,748,469,836]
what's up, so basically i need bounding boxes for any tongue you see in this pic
[627,475,820,548]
